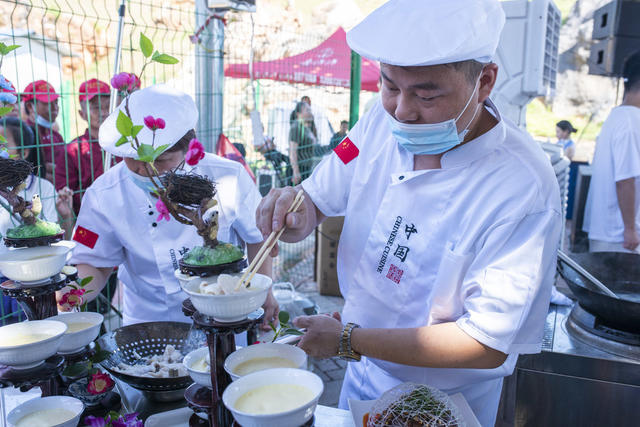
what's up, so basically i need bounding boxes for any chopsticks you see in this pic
[235,190,305,292]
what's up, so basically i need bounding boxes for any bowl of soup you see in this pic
[224,343,307,381]
[7,395,84,427]
[48,312,104,354]
[183,346,213,388]
[0,320,67,369]
[0,241,75,282]
[178,271,272,322]
[222,368,323,427]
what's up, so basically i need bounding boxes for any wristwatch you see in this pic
[338,322,361,362]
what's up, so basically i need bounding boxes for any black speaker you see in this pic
[592,1,640,40]
[588,36,640,76]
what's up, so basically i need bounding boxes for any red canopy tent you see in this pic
[224,27,380,92]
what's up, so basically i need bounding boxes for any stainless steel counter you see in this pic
[497,304,640,427]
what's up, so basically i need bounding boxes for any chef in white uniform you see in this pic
[583,50,640,253]
[256,1,562,425]
[66,84,277,326]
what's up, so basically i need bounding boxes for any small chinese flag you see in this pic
[73,226,99,249]
[333,137,359,165]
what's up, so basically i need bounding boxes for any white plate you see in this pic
[348,393,480,427]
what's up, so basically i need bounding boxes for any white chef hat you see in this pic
[347,0,506,67]
[100,84,199,158]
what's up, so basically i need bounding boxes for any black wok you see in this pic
[557,252,640,333]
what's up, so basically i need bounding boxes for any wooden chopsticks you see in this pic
[235,190,305,291]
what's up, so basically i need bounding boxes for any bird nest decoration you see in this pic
[162,171,215,207]
[0,158,63,246]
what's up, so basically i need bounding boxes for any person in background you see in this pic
[556,119,577,160]
[329,120,349,151]
[63,85,277,327]
[55,79,114,216]
[289,101,317,185]
[21,80,65,184]
[584,50,640,253]
[0,117,73,237]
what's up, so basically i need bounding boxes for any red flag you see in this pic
[333,137,359,165]
[216,134,256,182]
[73,226,99,249]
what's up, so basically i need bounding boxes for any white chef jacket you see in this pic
[583,106,640,242]
[1,174,57,236]
[302,100,561,426]
[70,153,263,325]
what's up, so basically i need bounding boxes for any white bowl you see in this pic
[183,346,212,388]
[7,395,84,427]
[225,343,308,381]
[0,241,75,282]
[223,368,323,427]
[179,272,272,322]
[0,320,68,369]
[48,312,104,354]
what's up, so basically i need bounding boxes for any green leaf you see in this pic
[137,144,155,162]
[62,363,87,378]
[0,134,6,143]
[79,276,93,287]
[108,411,121,420]
[278,311,290,325]
[283,328,305,336]
[152,144,169,160]
[139,33,153,58]
[131,124,144,138]
[67,284,78,290]
[152,53,179,65]
[116,111,133,136]
[91,350,111,364]
[115,135,129,147]
[0,106,13,115]
[269,321,277,334]
[0,43,20,56]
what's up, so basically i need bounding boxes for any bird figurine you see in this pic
[30,194,42,217]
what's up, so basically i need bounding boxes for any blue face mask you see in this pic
[35,115,54,129]
[387,79,481,155]
[126,168,164,194]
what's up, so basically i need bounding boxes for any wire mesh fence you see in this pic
[0,0,362,326]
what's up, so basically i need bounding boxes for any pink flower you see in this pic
[87,371,115,395]
[185,138,205,166]
[156,199,171,222]
[189,34,200,44]
[111,72,141,92]
[59,288,86,310]
[144,116,166,131]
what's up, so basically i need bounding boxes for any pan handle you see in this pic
[557,250,620,299]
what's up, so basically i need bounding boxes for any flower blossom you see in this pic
[0,92,17,104]
[110,72,141,92]
[143,116,166,131]
[185,138,205,166]
[87,371,115,395]
[0,75,12,91]
[84,415,109,427]
[112,413,143,427]
[59,288,86,310]
[156,199,171,222]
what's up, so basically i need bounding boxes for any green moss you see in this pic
[183,243,244,266]
[6,221,63,239]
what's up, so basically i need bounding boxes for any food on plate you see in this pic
[234,384,315,415]
[15,408,76,427]
[6,220,62,239]
[1,333,53,347]
[233,356,297,376]
[183,244,244,266]
[367,383,461,427]
[113,344,187,378]
[65,322,95,333]
[197,274,260,295]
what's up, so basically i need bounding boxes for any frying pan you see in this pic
[557,252,640,333]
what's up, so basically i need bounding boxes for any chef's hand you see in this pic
[256,187,317,257]
[623,227,640,251]
[293,313,343,359]
[261,290,279,331]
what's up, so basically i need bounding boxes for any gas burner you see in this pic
[566,304,640,360]
[1,273,70,294]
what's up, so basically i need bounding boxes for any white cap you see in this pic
[347,0,505,67]
[100,84,198,158]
